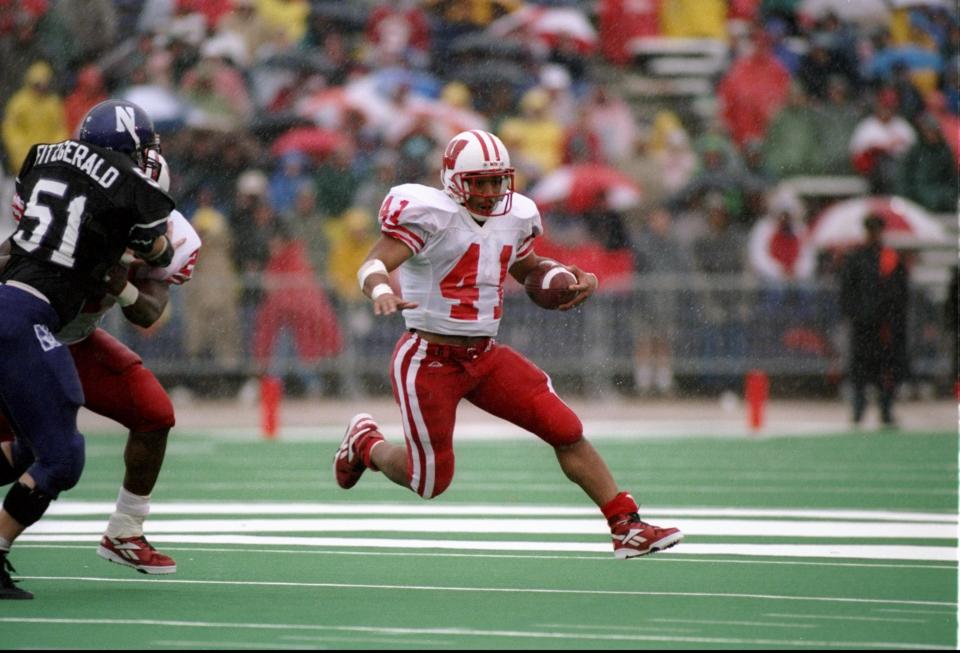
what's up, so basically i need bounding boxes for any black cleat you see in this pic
[0,553,33,600]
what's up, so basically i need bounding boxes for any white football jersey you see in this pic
[379,183,541,337]
[131,209,201,286]
[55,210,201,345]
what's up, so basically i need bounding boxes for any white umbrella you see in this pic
[530,164,642,213]
[487,5,597,53]
[120,84,187,125]
[888,0,951,8]
[809,196,950,249]
[404,97,489,142]
[799,0,890,26]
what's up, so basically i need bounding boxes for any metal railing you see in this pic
[100,273,955,397]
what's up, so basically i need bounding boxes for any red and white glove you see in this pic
[11,193,24,223]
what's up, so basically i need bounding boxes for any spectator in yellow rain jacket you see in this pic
[326,208,378,304]
[2,61,68,172]
[500,88,566,180]
[255,0,309,46]
[660,0,726,39]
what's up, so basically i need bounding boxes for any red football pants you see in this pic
[0,328,174,441]
[390,331,583,499]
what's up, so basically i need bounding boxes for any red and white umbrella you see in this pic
[530,164,642,213]
[295,83,395,131]
[809,196,950,249]
[270,127,350,159]
[404,97,489,141]
[487,5,597,54]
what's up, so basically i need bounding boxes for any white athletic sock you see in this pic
[0,536,11,553]
[105,488,150,538]
[633,364,653,392]
[655,366,674,392]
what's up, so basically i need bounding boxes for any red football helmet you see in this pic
[441,130,514,220]
[141,150,170,192]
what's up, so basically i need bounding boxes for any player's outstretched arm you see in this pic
[122,278,169,327]
[104,263,170,328]
[358,235,418,316]
[509,253,598,311]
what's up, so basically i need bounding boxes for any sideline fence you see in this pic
[101,273,954,397]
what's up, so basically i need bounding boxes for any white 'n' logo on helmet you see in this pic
[115,106,141,149]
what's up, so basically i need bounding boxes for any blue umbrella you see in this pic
[372,67,442,99]
[867,46,944,80]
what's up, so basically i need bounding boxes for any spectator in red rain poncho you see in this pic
[716,29,791,148]
[64,64,107,135]
[252,222,342,389]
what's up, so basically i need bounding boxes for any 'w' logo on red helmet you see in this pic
[442,139,469,171]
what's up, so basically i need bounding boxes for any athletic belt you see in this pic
[411,332,494,361]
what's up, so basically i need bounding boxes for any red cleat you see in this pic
[610,514,683,559]
[334,413,383,490]
[97,535,177,574]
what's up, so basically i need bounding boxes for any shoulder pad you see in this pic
[378,184,457,252]
[508,192,541,221]
[387,184,460,214]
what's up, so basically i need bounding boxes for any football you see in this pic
[524,261,579,310]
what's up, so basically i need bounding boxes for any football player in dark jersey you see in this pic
[0,100,174,599]
[0,150,195,576]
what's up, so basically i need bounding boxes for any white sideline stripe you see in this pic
[27,517,960,539]
[535,623,693,633]
[15,534,959,562]
[875,608,959,615]
[280,635,455,647]
[5,619,948,652]
[14,623,944,652]
[151,641,312,651]
[44,501,959,523]
[17,544,957,570]
[7,582,957,608]
[763,612,926,624]
[646,618,818,629]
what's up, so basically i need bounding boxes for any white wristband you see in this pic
[116,282,140,307]
[358,259,388,291]
[370,283,393,300]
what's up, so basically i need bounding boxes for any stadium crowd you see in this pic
[0,0,956,396]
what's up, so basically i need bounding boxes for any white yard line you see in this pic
[16,543,957,570]
[149,641,313,650]
[280,635,454,646]
[764,613,926,623]
[43,501,959,523]
[534,623,698,633]
[26,517,960,539]
[0,617,952,650]
[580,618,818,629]
[874,608,959,615]
[16,534,959,562]
[11,578,957,608]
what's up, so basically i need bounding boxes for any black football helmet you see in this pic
[78,99,160,167]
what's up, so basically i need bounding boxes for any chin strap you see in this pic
[460,204,489,223]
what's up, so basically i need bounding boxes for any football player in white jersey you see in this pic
[0,152,199,574]
[335,130,682,559]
